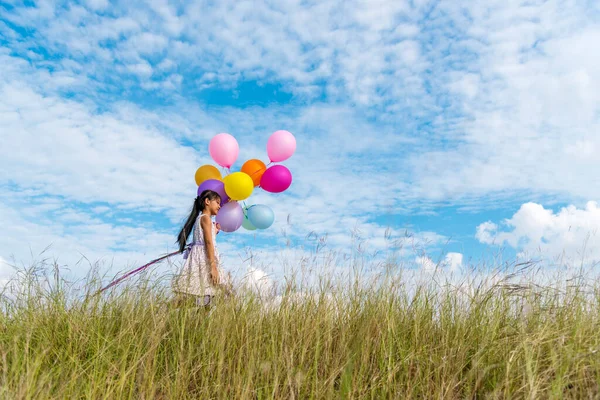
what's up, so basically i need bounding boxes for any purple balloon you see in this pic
[197,179,230,204]
[215,201,243,232]
[260,165,292,193]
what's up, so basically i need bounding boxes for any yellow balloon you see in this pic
[223,172,254,200]
[195,165,222,186]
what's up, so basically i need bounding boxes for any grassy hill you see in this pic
[1,261,599,399]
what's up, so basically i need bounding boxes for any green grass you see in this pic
[1,261,600,399]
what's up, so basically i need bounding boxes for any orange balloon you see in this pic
[195,164,222,186]
[241,159,267,187]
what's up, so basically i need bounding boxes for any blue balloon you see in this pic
[247,204,274,229]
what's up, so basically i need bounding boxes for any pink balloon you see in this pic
[209,133,239,168]
[267,130,296,162]
[260,165,292,193]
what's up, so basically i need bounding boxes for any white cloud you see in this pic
[0,54,201,214]
[416,256,436,272]
[0,195,180,274]
[125,61,154,77]
[443,252,463,272]
[85,0,109,11]
[157,58,177,71]
[2,0,433,109]
[415,252,463,273]
[238,267,274,297]
[125,32,169,56]
[0,256,15,288]
[476,222,499,245]
[3,0,598,286]
[0,49,443,279]
[408,2,600,204]
[4,0,597,208]
[476,202,600,265]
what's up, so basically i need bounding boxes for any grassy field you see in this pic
[1,261,600,399]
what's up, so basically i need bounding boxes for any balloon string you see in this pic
[94,249,181,296]
[248,168,266,178]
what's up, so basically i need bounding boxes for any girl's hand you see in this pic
[210,260,219,285]
[215,222,221,235]
[210,268,220,285]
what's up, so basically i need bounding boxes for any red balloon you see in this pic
[260,165,292,193]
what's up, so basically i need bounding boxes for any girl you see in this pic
[173,189,226,307]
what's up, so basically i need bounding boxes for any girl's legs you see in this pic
[196,295,213,307]
[172,293,201,308]
[172,292,215,309]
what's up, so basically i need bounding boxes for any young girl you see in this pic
[173,189,226,307]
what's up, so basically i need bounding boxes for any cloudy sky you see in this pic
[1,0,599,285]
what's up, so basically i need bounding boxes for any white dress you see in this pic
[173,214,225,297]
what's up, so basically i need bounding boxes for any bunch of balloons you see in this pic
[194,130,296,233]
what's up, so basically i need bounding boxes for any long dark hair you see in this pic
[177,190,221,253]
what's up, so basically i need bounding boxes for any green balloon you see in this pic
[242,215,257,231]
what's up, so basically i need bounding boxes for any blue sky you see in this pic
[1,0,600,285]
